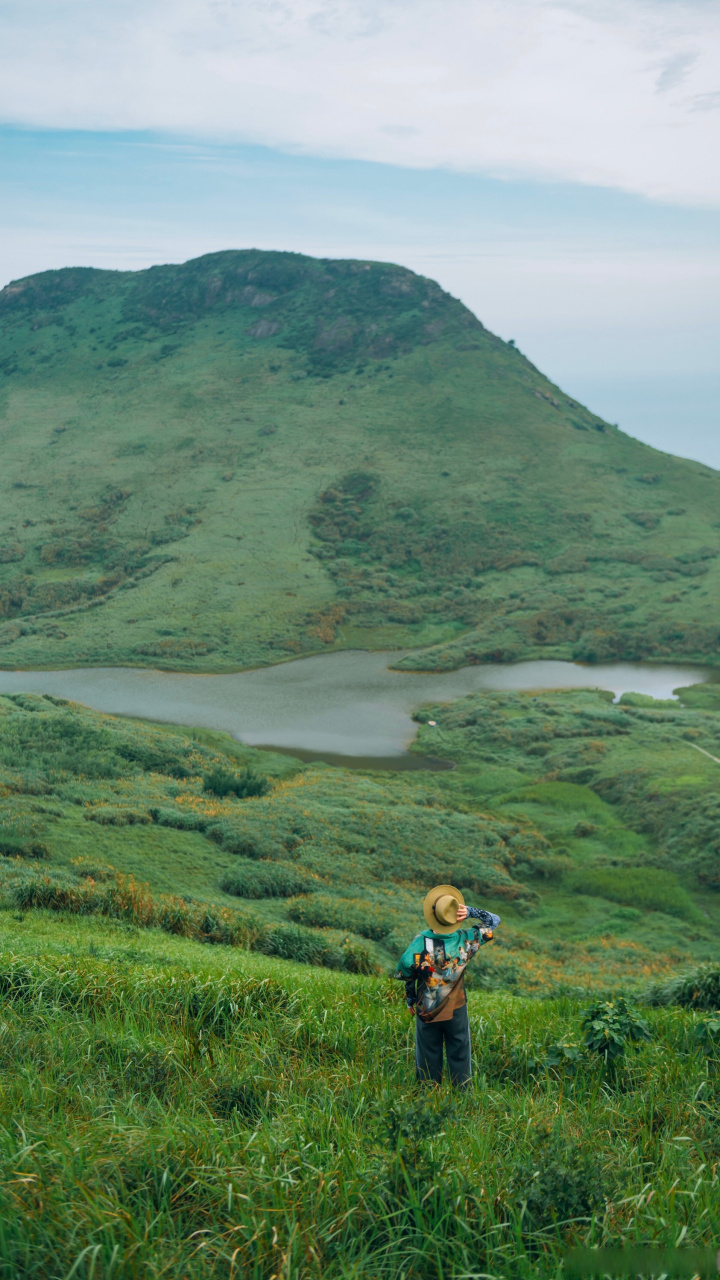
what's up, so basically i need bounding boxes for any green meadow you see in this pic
[0,915,718,1278]
[1,249,720,1277]
[0,643,719,1280]
[1,682,719,996]
[1,250,720,674]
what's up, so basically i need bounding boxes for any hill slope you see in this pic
[2,688,718,985]
[1,927,717,1279]
[1,248,719,672]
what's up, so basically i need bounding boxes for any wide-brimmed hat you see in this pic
[423,884,465,935]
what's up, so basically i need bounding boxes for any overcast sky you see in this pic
[1,0,718,462]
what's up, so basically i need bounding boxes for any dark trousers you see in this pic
[415,1003,472,1086]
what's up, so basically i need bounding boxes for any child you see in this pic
[395,884,500,1086]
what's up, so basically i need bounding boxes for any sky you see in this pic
[1,0,718,464]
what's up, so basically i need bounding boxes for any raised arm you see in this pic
[457,905,501,928]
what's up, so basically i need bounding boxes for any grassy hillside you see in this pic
[2,691,719,1275]
[1,688,718,993]
[1,249,719,672]
[0,919,718,1278]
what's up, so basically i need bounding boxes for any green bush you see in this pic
[203,767,270,799]
[150,807,209,832]
[568,865,702,921]
[220,860,318,899]
[206,823,282,859]
[84,806,151,826]
[286,894,394,941]
[254,921,378,974]
[580,996,651,1065]
[0,837,50,859]
[12,874,256,948]
[71,858,116,882]
[646,965,720,1011]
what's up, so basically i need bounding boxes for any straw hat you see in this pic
[423,884,465,935]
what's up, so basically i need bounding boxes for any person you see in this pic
[395,884,500,1087]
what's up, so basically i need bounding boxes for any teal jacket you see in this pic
[395,918,495,1020]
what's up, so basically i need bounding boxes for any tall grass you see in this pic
[11,874,376,975]
[220,859,318,899]
[0,942,716,1279]
[568,866,703,922]
[287,892,394,940]
[13,873,256,946]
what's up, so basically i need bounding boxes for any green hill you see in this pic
[1,248,718,672]
[2,687,718,988]
[0,925,717,1279]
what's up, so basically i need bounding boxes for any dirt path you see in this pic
[687,742,720,765]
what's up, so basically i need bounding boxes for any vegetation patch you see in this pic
[203,765,270,798]
[568,866,703,922]
[0,934,715,1279]
[646,964,720,1011]
[287,893,395,941]
[13,872,257,948]
[220,859,318,899]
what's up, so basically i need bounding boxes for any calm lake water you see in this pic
[0,653,712,767]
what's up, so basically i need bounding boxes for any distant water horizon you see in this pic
[554,371,720,472]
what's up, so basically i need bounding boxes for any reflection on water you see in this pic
[0,652,712,766]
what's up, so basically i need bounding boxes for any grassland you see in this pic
[1,686,719,1276]
[1,249,720,673]
[1,685,718,994]
[0,915,718,1279]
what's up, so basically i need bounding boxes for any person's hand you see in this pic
[407,1004,416,1016]
[456,904,469,921]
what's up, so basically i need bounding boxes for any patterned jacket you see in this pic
[395,907,500,1020]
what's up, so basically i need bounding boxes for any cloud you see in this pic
[689,90,720,112]
[655,52,698,93]
[0,0,718,203]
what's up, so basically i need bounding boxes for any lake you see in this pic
[0,653,712,768]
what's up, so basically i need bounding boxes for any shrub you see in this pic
[342,940,379,974]
[382,1096,457,1199]
[220,860,318,899]
[254,921,341,966]
[11,874,377,974]
[254,921,378,974]
[115,740,192,777]
[12,874,256,948]
[568,865,702,922]
[71,858,116,882]
[84,806,151,826]
[206,824,282,859]
[203,767,270,799]
[645,965,720,1011]
[580,996,650,1065]
[695,1016,720,1056]
[573,821,596,838]
[0,837,50,859]
[149,807,209,832]
[286,894,394,941]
